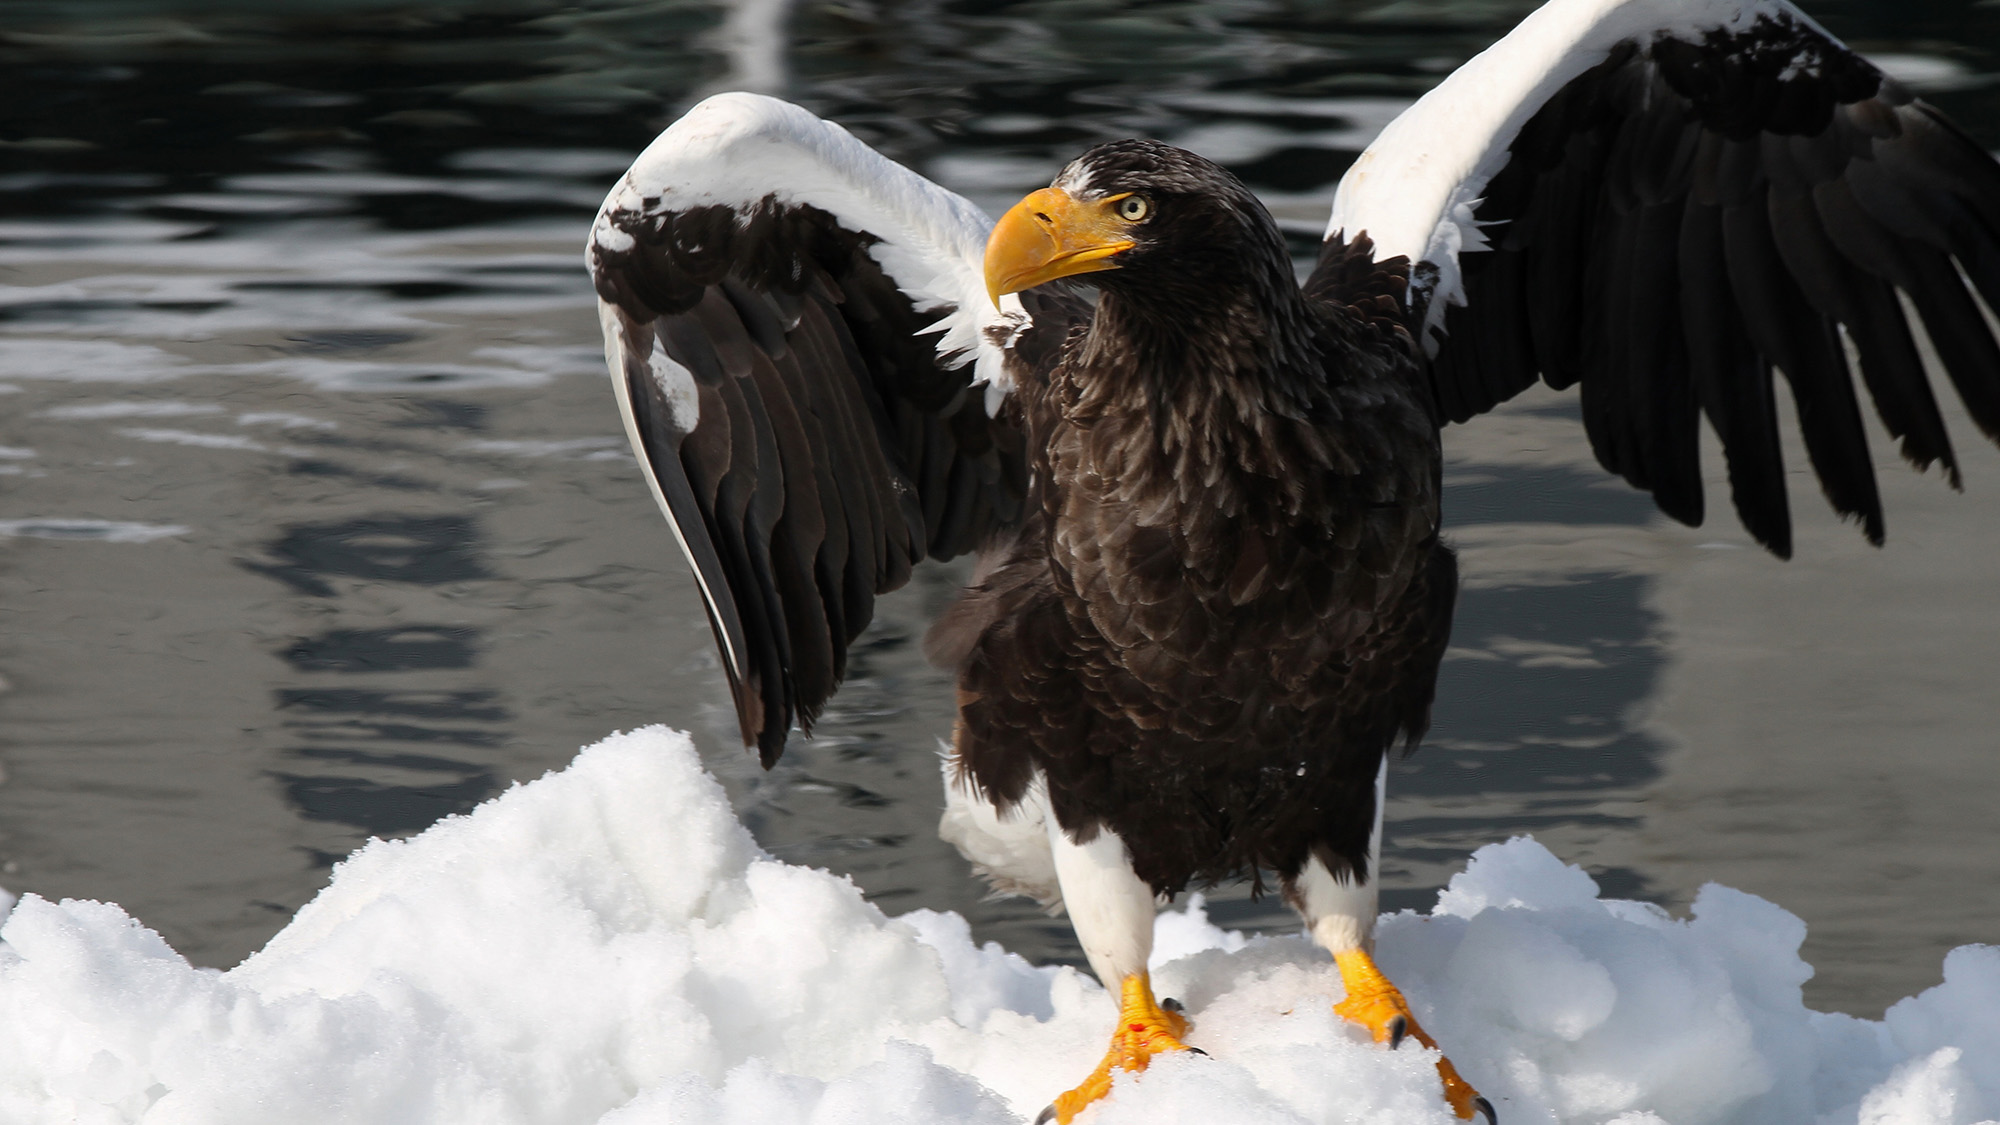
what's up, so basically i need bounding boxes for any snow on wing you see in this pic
[1324,0,2000,557]
[587,93,1039,765]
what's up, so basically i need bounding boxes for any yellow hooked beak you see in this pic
[984,187,1137,304]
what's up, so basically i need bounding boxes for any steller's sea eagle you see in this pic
[587,0,2000,1118]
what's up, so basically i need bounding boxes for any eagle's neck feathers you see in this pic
[1057,279,1351,517]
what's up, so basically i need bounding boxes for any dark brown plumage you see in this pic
[939,142,1455,894]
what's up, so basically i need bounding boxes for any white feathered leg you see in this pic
[1288,758,1492,1123]
[1047,817,1155,986]
[1036,817,1195,1125]
[1285,757,1386,955]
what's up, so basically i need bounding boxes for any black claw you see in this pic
[1474,1095,1497,1125]
[1034,1105,1057,1125]
[1386,1014,1407,1051]
[1160,996,1184,1013]
[1187,1046,1209,1057]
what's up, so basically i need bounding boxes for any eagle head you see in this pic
[984,139,1291,313]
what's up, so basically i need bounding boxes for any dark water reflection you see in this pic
[259,512,507,844]
[3,0,1999,1015]
[251,515,490,594]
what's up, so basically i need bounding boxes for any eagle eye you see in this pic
[1116,196,1151,222]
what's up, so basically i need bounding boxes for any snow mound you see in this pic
[1,727,1995,1124]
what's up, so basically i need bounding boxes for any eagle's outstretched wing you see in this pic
[588,93,1073,764]
[1318,0,2000,556]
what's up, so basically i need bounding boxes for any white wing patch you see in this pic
[1327,0,1800,346]
[599,294,702,433]
[590,92,1028,395]
[645,349,699,433]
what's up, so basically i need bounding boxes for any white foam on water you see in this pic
[0,519,191,543]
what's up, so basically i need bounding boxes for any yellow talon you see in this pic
[1043,972,1194,1124]
[1334,948,1491,1122]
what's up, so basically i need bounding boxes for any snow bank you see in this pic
[1,727,1995,1125]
